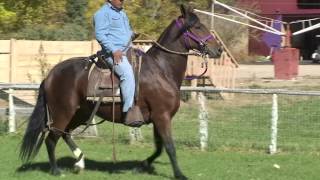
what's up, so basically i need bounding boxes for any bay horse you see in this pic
[20,5,222,179]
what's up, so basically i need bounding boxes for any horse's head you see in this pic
[176,5,222,58]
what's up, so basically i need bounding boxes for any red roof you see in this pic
[237,0,320,15]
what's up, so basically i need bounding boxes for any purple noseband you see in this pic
[175,18,215,49]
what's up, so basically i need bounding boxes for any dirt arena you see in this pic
[236,62,320,89]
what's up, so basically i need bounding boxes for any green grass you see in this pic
[1,93,320,179]
[175,94,320,152]
[1,134,320,180]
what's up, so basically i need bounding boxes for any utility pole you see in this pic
[211,0,215,30]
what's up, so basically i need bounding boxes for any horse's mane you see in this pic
[175,12,200,40]
[153,11,200,45]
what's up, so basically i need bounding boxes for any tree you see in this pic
[0,0,235,40]
[65,0,88,26]
[0,3,16,35]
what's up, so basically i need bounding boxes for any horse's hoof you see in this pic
[73,165,84,174]
[50,168,63,176]
[175,174,188,180]
[73,157,85,174]
[73,166,83,174]
[141,160,149,169]
[140,160,155,173]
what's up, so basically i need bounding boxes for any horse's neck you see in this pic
[146,23,189,87]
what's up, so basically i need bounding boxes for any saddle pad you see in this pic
[86,96,122,103]
[86,48,143,102]
[87,63,120,97]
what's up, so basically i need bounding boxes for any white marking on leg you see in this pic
[73,148,85,169]
[75,156,85,169]
[73,148,82,158]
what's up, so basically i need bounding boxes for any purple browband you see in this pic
[175,18,215,48]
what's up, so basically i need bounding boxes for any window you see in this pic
[297,0,320,9]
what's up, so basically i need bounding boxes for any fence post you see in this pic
[73,118,98,137]
[8,88,16,133]
[9,39,16,83]
[129,127,143,144]
[198,92,208,151]
[190,79,198,100]
[269,94,278,154]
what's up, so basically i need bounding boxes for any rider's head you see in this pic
[108,0,124,10]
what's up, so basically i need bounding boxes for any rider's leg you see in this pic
[106,56,135,112]
[105,56,144,127]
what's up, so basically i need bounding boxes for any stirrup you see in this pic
[123,106,144,127]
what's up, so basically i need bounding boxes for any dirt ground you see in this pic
[235,62,320,90]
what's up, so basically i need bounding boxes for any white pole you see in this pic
[215,0,283,35]
[8,88,16,133]
[269,94,278,154]
[194,9,284,36]
[211,0,215,30]
[198,92,208,151]
[129,127,143,144]
[292,23,320,36]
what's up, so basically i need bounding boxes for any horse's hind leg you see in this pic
[45,130,63,175]
[62,134,85,172]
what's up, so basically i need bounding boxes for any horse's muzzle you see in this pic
[208,47,223,59]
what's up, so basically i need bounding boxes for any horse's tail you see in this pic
[20,81,47,162]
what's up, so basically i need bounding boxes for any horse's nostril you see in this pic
[218,47,223,53]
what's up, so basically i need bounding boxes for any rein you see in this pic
[141,18,215,57]
[139,18,214,80]
[185,57,209,80]
[139,34,208,80]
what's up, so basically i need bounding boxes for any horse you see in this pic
[19,5,222,180]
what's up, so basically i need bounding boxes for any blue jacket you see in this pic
[94,3,133,54]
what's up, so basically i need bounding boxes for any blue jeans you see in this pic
[105,56,135,112]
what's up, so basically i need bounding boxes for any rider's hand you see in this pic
[112,50,123,64]
[132,32,140,41]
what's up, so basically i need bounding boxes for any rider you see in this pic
[93,0,143,127]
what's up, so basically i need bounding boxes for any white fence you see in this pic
[1,84,320,153]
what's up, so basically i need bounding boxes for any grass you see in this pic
[170,94,320,153]
[1,92,320,179]
[1,134,320,180]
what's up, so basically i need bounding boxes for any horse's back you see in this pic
[45,57,90,104]
[48,57,88,75]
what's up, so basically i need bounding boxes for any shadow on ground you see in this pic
[16,157,170,178]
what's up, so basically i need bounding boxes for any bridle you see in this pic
[175,18,216,80]
[141,18,218,80]
[146,18,217,56]
[175,18,215,55]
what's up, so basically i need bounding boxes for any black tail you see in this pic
[20,81,47,162]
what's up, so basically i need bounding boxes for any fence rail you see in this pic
[181,86,320,96]
[1,84,320,153]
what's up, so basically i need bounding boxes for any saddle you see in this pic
[86,48,143,103]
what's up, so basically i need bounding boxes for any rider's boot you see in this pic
[123,105,144,127]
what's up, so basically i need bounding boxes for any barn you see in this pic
[238,0,320,59]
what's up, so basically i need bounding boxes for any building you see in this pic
[238,0,320,59]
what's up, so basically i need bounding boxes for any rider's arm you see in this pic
[94,10,117,53]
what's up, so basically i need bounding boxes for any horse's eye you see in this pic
[195,26,201,29]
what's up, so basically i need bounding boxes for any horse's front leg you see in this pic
[153,113,187,180]
[62,133,85,173]
[142,124,163,170]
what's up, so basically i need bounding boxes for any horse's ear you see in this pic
[187,3,195,13]
[180,4,188,18]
